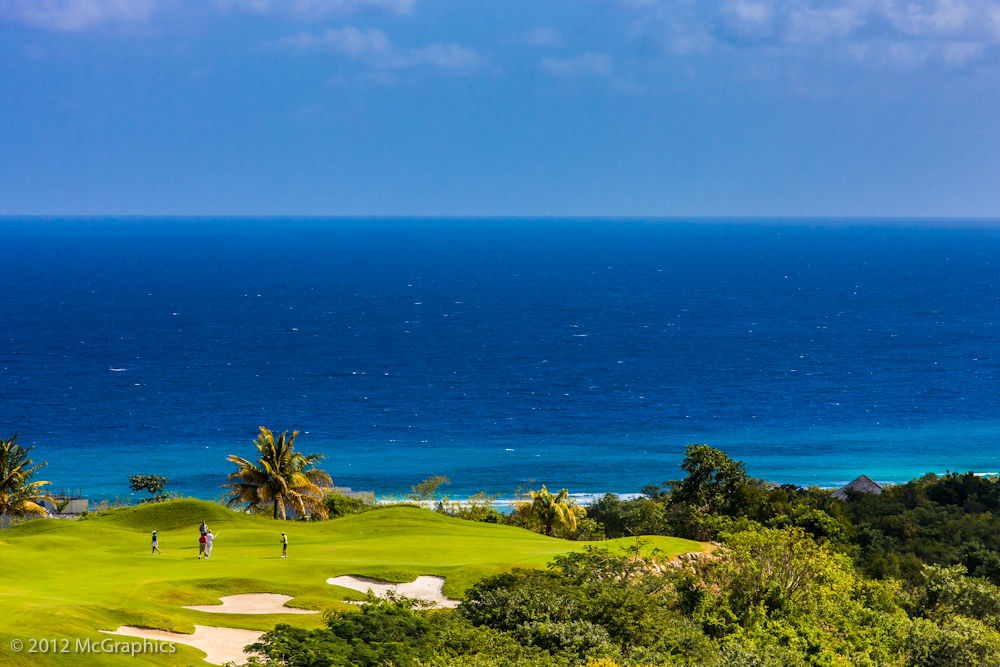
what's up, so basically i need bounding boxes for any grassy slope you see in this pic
[0,500,704,667]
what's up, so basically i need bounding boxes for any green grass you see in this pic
[0,499,705,666]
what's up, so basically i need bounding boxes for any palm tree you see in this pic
[0,434,51,519]
[224,427,332,520]
[515,485,581,536]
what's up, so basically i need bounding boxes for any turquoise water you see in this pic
[3,219,1000,499]
[34,423,1000,500]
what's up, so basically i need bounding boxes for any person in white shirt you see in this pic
[205,530,215,559]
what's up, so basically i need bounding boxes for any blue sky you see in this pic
[0,0,998,217]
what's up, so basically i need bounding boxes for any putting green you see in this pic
[0,499,705,666]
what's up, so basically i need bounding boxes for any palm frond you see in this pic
[222,426,331,519]
[0,434,51,518]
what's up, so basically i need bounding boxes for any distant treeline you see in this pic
[583,445,1000,587]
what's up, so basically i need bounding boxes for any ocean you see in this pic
[3,218,1000,501]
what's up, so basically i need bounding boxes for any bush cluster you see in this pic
[247,537,1000,666]
[249,446,1000,665]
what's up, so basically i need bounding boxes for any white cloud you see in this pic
[0,0,156,31]
[406,42,480,72]
[785,6,863,43]
[523,26,564,48]
[0,0,412,31]
[540,52,613,77]
[278,25,480,74]
[280,25,391,58]
[941,39,984,63]
[883,0,973,36]
[615,0,659,7]
[616,0,1000,70]
[719,0,776,40]
[212,0,414,19]
[839,35,991,67]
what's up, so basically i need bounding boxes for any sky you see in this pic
[0,0,998,217]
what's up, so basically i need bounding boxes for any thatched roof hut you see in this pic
[832,475,884,501]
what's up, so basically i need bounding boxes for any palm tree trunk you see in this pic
[274,499,279,520]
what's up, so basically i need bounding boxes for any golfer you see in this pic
[198,532,208,559]
[281,532,287,558]
[205,530,215,559]
[151,530,161,555]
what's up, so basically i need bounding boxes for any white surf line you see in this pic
[327,575,461,608]
[104,625,263,665]
[184,593,318,615]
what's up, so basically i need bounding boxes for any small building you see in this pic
[832,475,884,501]
[39,494,89,515]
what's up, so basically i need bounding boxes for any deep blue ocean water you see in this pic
[3,218,1000,501]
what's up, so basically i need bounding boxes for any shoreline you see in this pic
[81,471,1000,507]
[35,422,1000,503]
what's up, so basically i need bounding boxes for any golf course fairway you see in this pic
[0,500,706,666]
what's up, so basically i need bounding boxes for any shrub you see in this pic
[904,616,1000,667]
[324,492,372,518]
[437,492,505,524]
[514,620,613,659]
[907,564,1000,627]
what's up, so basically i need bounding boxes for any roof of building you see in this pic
[832,475,884,501]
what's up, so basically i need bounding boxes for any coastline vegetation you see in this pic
[242,445,1000,666]
[6,432,1000,666]
[582,445,1000,588]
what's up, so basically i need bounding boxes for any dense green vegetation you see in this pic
[247,534,1000,667]
[6,442,1000,666]
[585,445,1000,587]
[245,446,1000,666]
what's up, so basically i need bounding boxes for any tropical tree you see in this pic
[223,427,332,520]
[670,444,752,514]
[127,474,169,503]
[409,475,451,501]
[0,433,51,519]
[516,485,583,536]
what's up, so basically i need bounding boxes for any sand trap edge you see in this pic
[104,625,264,665]
[183,593,319,615]
[327,574,461,608]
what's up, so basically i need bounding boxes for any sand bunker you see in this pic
[184,593,318,615]
[105,625,263,665]
[327,575,461,608]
